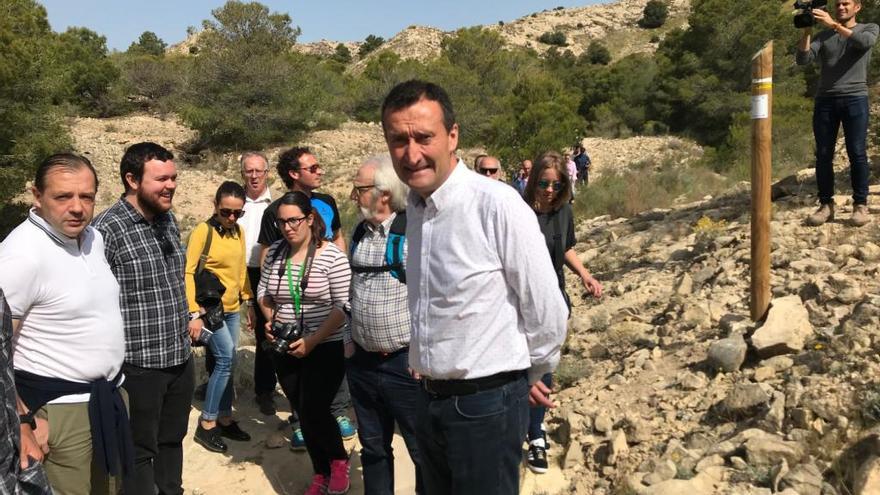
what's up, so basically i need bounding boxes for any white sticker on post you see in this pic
[751,94,768,119]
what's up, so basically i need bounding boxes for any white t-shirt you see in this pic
[239,188,272,268]
[0,210,125,403]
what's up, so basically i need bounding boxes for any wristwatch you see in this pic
[189,311,201,321]
[19,412,36,430]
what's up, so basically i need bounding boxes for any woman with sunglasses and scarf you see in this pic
[257,191,352,495]
[522,151,603,474]
[184,181,255,453]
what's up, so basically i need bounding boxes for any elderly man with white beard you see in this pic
[345,155,423,494]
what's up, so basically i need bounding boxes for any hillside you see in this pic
[171,0,691,68]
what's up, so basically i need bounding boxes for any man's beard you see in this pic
[138,188,172,217]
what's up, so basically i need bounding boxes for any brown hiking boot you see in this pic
[805,204,834,226]
[851,204,871,227]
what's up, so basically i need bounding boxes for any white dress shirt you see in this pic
[406,160,567,385]
[239,187,272,267]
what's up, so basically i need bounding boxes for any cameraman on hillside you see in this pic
[797,0,879,227]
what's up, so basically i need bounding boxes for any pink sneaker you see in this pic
[304,474,328,495]
[327,459,350,494]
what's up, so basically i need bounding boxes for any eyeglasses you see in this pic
[243,169,267,177]
[218,208,245,218]
[300,164,322,174]
[477,167,499,176]
[537,179,564,191]
[351,184,375,194]
[276,216,307,229]
[151,224,177,259]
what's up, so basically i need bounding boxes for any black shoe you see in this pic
[255,393,276,416]
[194,424,227,453]
[194,382,207,401]
[218,420,251,442]
[527,440,548,474]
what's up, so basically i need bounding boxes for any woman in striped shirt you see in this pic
[257,191,352,495]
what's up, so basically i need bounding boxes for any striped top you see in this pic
[257,240,350,343]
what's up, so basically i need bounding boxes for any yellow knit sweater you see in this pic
[185,222,253,313]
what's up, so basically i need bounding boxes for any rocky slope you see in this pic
[545,167,880,493]
[172,0,690,69]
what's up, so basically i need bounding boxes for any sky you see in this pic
[39,0,608,52]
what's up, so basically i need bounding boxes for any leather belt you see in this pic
[421,370,525,398]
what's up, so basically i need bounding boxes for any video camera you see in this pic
[793,0,829,28]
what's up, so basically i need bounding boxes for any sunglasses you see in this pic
[276,216,307,229]
[477,167,499,176]
[218,208,245,218]
[300,164,322,174]
[537,180,564,191]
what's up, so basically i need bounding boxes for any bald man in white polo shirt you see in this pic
[0,154,129,494]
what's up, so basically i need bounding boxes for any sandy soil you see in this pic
[182,349,567,494]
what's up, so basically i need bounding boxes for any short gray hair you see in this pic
[365,154,408,212]
[239,151,268,171]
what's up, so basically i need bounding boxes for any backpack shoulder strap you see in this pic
[386,211,407,284]
[350,221,368,258]
[196,223,213,274]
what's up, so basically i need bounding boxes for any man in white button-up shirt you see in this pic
[381,80,567,494]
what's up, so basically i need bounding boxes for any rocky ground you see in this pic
[547,166,880,494]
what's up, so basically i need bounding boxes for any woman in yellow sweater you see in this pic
[185,181,256,453]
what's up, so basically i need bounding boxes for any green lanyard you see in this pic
[286,258,307,316]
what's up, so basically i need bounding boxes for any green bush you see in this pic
[573,160,728,220]
[358,34,384,58]
[332,43,352,64]
[586,41,611,65]
[127,31,167,57]
[639,0,669,28]
[178,1,347,149]
[538,30,568,47]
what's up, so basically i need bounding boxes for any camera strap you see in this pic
[272,242,316,328]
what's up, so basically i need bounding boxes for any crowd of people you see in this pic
[3,1,875,487]
[0,80,601,495]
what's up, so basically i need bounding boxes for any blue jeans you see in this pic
[813,95,870,205]
[416,373,529,495]
[202,312,240,421]
[346,345,424,495]
[528,373,553,442]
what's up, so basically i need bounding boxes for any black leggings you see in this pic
[272,340,347,474]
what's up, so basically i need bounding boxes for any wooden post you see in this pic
[750,41,772,322]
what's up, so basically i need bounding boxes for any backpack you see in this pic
[349,211,407,284]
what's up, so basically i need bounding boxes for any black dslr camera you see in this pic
[264,320,303,355]
[794,0,829,28]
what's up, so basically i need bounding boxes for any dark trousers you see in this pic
[346,345,423,495]
[813,95,870,205]
[289,366,351,431]
[273,341,347,475]
[528,373,553,441]
[120,357,194,495]
[416,373,529,495]
[248,266,277,396]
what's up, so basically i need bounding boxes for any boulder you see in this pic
[744,436,805,466]
[854,455,880,495]
[751,295,813,357]
[721,383,770,418]
[781,462,823,495]
[708,335,748,372]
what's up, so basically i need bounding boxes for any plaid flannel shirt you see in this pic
[0,289,51,495]
[92,199,191,369]
[348,214,411,353]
